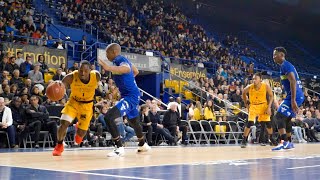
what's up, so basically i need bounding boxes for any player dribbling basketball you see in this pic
[52,60,101,156]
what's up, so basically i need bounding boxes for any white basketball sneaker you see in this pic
[107,147,125,157]
[137,143,151,153]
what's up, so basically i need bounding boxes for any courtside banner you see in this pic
[170,63,207,80]
[3,42,67,69]
[97,48,161,73]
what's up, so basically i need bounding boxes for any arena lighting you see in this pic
[314,76,317,79]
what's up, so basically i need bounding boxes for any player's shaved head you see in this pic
[106,43,121,61]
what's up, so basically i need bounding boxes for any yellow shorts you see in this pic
[248,103,270,122]
[61,98,93,131]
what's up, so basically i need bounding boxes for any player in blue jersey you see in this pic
[272,47,304,151]
[98,43,150,157]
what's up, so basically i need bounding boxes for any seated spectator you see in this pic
[52,68,65,81]
[1,84,13,100]
[163,103,188,145]
[176,97,187,120]
[37,55,49,74]
[0,97,18,148]
[303,111,319,142]
[69,62,78,72]
[26,95,57,147]
[30,86,44,104]
[140,104,153,145]
[15,52,25,67]
[10,69,24,89]
[10,84,18,96]
[204,100,216,121]
[7,56,19,75]
[292,109,307,143]
[0,56,9,72]
[59,63,67,75]
[193,101,203,120]
[28,63,44,85]
[0,70,10,83]
[20,55,33,78]
[149,104,176,145]
[187,103,195,120]
[10,96,41,148]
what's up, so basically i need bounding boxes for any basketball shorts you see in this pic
[115,96,139,120]
[277,97,304,118]
[61,98,93,131]
[248,103,270,122]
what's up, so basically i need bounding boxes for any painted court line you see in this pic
[0,165,163,180]
[287,165,320,170]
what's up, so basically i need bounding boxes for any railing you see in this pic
[139,88,168,108]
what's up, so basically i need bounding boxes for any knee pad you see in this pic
[127,116,143,138]
[266,121,272,129]
[104,106,121,138]
[246,121,254,128]
[274,112,287,129]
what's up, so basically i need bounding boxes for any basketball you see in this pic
[46,81,66,101]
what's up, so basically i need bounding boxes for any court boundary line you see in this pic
[287,164,320,170]
[0,165,163,180]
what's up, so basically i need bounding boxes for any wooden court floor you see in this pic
[0,144,319,171]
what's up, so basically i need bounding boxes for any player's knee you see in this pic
[274,112,287,129]
[60,120,70,128]
[104,106,121,124]
[266,121,272,129]
[246,121,254,128]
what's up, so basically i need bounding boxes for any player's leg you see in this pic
[53,102,77,156]
[241,120,254,148]
[241,108,256,148]
[272,112,293,150]
[127,116,150,152]
[259,111,278,146]
[74,105,95,145]
[259,121,267,146]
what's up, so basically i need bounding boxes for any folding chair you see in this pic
[188,120,207,144]
[218,121,233,144]
[200,120,218,144]
[228,121,243,145]
[0,131,10,148]
[180,120,194,144]
[210,121,227,144]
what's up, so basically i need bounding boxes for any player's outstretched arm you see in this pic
[61,73,73,89]
[98,58,130,74]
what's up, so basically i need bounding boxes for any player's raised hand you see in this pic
[98,58,109,71]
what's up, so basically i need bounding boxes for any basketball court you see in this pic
[0,144,320,179]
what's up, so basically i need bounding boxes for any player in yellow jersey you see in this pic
[53,60,101,156]
[240,72,278,148]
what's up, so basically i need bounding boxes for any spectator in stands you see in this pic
[0,70,10,83]
[1,84,13,100]
[149,104,176,145]
[204,100,216,121]
[52,68,65,81]
[20,55,33,78]
[214,93,225,111]
[28,63,44,85]
[0,97,17,148]
[292,109,307,143]
[187,103,195,120]
[69,62,78,72]
[140,104,153,145]
[26,95,57,147]
[9,70,22,89]
[0,55,9,72]
[163,102,188,145]
[78,35,87,52]
[118,117,135,143]
[31,86,44,103]
[10,84,18,96]
[303,111,319,142]
[193,101,202,120]
[7,56,19,75]
[37,55,49,74]
[231,89,242,106]
[15,52,24,67]
[59,63,67,75]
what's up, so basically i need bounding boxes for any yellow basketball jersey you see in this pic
[70,70,98,101]
[249,82,267,105]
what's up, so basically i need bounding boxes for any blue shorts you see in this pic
[115,97,139,119]
[277,97,304,118]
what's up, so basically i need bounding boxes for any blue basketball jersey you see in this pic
[279,60,304,102]
[112,55,140,101]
